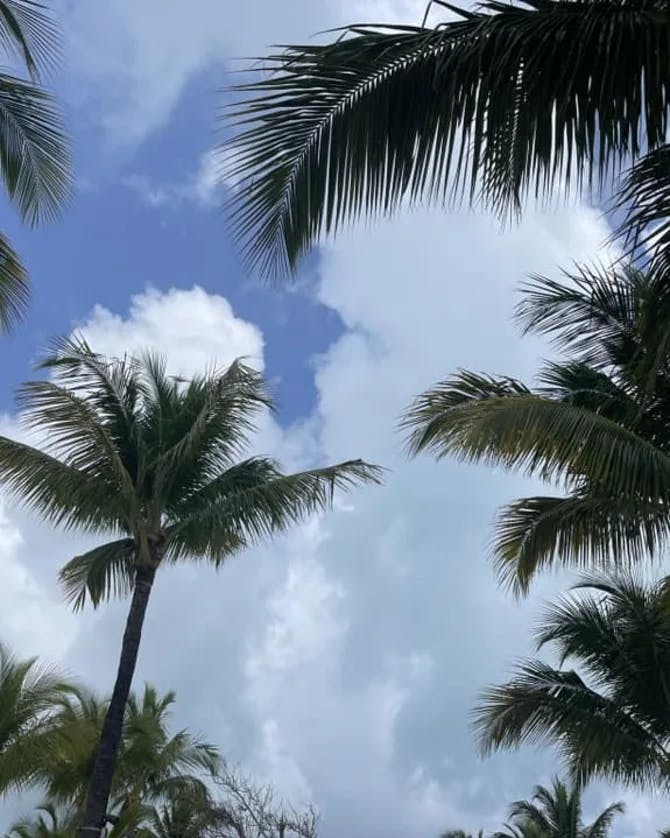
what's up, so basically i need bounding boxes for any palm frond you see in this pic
[584,802,626,838]
[402,370,530,456]
[0,72,70,224]
[0,1,60,78]
[0,435,124,532]
[474,661,666,788]
[404,381,670,499]
[166,458,383,564]
[613,145,670,268]
[515,266,645,367]
[147,358,272,511]
[224,2,670,277]
[493,493,670,594]
[17,379,137,518]
[59,539,137,611]
[0,230,27,332]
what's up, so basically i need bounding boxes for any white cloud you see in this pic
[61,0,432,148]
[123,151,223,210]
[0,199,659,836]
[79,285,264,374]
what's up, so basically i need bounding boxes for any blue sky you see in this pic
[0,64,341,422]
[0,2,668,837]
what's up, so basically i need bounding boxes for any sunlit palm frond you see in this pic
[402,370,530,456]
[166,458,383,564]
[404,382,670,498]
[0,645,75,793]
[59,539,137,611]
[224,2,670,277]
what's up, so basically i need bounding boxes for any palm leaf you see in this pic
[515,266,645,367]
[0,1,60,79]
[493,493,670,594]
[59,539,137,611]
[224,2,670,277]
[613,145,670,268]
[0,435,124,532]
[474,661,667,788]
[166,458,383,563]
[584,802,626,838]
[403,379,670,499]
[0,72,70,224]
[0,228,27,332]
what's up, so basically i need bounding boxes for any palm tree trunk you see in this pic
[77,564,156,838]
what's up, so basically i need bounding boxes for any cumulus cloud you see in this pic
[1,198,652,835]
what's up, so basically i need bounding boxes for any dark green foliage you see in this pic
[475,575,670,790]
[223,1,670,277]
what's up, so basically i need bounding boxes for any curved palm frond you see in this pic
[0,436,124,533]
[476,576,670,791]
[404,379,670,498]
[474,661,666,788]
[0,0,60,78]
[613,145,670,268]
[59,539,137,611]
[0,230,27,332]
[515,266,645,367]
[0,644,76,793]
[166,457,384,564]
[584,802,626,838]
[493,493,670,594]
[223,2,670,277]
[0,72,70,225]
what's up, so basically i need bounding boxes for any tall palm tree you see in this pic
[475,574,670,790]
[0,1,70,330]
[402,265,670,594]
[0,338,380,837]
[0,643,73,792]
[223,1,670,278]
[491,778,623,838]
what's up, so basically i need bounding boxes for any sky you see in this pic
[0,1,667,836]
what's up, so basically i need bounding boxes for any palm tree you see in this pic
[136,783,228,838]
[491,778,623,838]
[402,264,670,594]
[7,804,77,838]
[36,684,218,822]
[223,1,670,278]
[0,338,380,837]
[475,574,670,791]
[0,643,73,792]
[0,1,70,330]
